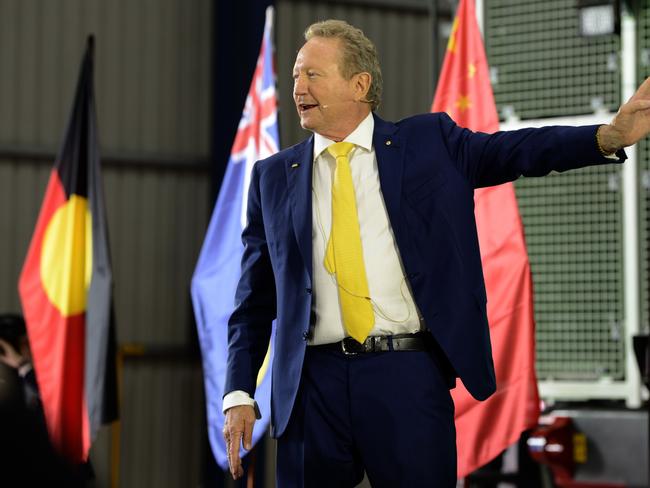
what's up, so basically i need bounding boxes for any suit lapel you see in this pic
[373,114,404,237]
[284,137,315,281]
[282,116,402,283]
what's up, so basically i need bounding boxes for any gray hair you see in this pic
[305,19,383,111]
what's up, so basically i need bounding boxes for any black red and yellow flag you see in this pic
[18,36,118,463]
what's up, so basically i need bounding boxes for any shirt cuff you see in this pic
[223,390,261,419]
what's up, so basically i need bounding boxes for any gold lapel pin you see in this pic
[291,163,300,168]
[385,140,392,146]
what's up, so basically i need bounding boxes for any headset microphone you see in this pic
[320,98,375,110]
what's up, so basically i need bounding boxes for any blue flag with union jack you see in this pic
[191,7,279,469]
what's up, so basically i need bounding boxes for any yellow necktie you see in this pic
[324,142,374,343]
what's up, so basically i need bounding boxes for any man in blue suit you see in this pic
[222,19,650,487]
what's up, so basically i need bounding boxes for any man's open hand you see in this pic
[599,77,650,153]
[223,404,256,480]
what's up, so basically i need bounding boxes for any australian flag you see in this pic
[191,6,279,469]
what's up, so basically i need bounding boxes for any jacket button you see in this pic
[306,287,312,294]
[302,331,310,341]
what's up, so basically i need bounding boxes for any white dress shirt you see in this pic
[223,112,421,412]
[309,112,421,344]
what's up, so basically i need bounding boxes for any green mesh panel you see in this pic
[638,4,650,336]
[486,0,620,119]
[515,168,625,380]
[485,0,625,380]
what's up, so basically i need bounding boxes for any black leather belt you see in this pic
[315,332,431,356]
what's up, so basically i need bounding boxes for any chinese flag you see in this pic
[432,0,540,477]
[18,37,118,463]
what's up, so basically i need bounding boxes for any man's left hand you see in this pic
[599,76,650,154]
[223,405,256,480]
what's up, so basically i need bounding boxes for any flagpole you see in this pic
[87,34,95,57]
[110,344,145,488]
[621,0,642,410]
[110,348,123,488]
[246,445,257,488]
[475,0,484,34]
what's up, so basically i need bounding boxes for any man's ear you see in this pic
[354,72,372,101]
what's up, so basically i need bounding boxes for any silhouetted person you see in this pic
[0,313,82,487]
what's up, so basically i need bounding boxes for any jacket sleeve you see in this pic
[437,112,626,189]
[225,161,277,397]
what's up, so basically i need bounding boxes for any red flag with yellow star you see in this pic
[432,0,540,477]
[18,37,118,464]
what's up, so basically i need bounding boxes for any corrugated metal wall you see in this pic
[0,0,212,486]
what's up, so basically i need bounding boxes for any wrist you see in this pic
[596,124,622,156]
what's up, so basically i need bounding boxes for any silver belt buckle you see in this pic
[341,338,358,356]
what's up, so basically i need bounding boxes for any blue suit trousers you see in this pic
[276,346,457,487]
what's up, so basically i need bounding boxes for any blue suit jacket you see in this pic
[225,112,623,438]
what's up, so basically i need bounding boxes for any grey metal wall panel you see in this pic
[0,0,211,156]
[119,360,204,487]
[0,2,17,142]
[103,166,210,345]
[276,0,434,148]
[0,0,213,335]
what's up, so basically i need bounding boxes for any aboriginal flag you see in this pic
[18,37,118,463]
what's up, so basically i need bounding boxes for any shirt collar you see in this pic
[313,112,374,161]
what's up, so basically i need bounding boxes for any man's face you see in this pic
[293,37,364,140]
